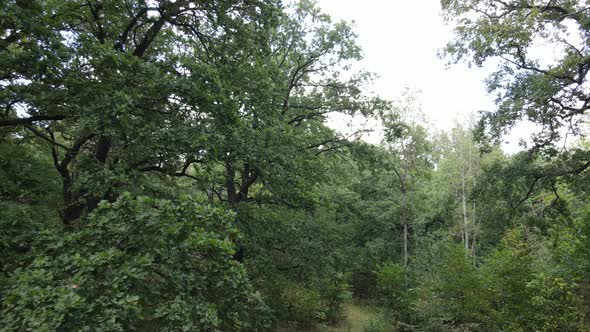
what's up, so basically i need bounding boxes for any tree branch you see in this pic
[0,115,67,127]
[23,125,71,150]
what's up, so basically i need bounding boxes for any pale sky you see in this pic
[316,0,529,151]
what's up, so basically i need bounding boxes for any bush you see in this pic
[320,273,352,324]
[374,262,407,309]
[364,311,395,332]
[480,226,586,331]
[412,242,485,331]
[235,205,353,327]
[280,283,326,328]
[0,142,62,282]
[0,193,270,331]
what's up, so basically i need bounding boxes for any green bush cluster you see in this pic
[371,223,589,332]
[280,283,326,327]
[1,194,270,331]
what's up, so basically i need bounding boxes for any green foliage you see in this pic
[374,262,408,318]
[320,273,353,324]
[279,283,326,328]
[2,1,590,331]
[1,0,385,329]
[364,310,395,332]
[525,273,583,331]
[235,202,353,326]
[441,0,590,151]
[1,194,269,331]
[480,226,586,331]
[0,141,62,288]
[274,277,351,328]
[412,241,485,331]
[480,227,538,330]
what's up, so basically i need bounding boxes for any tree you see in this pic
[0,0,279,227]
[441,0,590,154]
[432,124,482,259]
[197,0,387,208]
[1,194,270,331]
[480,225,586,331]
[412,240,486,331]
[0,138,62,281]
[380,90,432,266]
[1,1,390,329]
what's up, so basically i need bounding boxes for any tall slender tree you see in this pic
[380,90,432,266]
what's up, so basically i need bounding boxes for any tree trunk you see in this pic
[61,174,84,229]
[225,157,238,203]
[403,221,408,266]
[461,174,469,254]
[472,229,477,265]
[400,184,408,267]
[472,200,477,264]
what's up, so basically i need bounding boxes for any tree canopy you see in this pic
[442,0,590,153]
[1,0,590,331]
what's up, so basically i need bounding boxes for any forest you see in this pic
[1,0,590,331]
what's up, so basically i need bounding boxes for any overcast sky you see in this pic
[314,0,516,146]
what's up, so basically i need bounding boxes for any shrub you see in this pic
[412,242,485,331]
[279,283,326,328]
[480,226,586,331]
[364,311,395,332]
[374,262,407,308]
[0,193,270,331]
[320,273,352,324]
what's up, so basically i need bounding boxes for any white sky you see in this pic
[316,0,532,152]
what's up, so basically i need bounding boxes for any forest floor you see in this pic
[280,303,377,332]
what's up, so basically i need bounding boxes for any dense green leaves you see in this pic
[1,194,269,331]
[2,0,590,331]
[441,0,590,152]
[1,0,383,329]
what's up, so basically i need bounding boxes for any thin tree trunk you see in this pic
[403,221,408,266]
[472,230,477,264]
[403,220,409,292]
[473,181,479,262]
[470,134,477,264]
[472,201,477,264]
[400,185,408,267]
[461,174,469,254]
